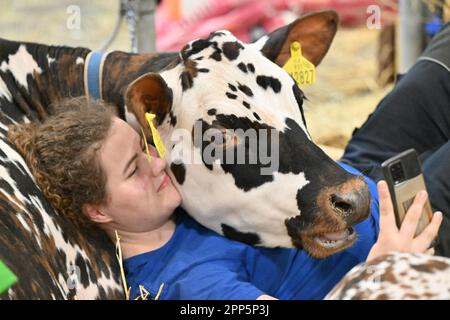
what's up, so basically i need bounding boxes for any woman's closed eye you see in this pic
[129,165,138,177]
[126,159,139,178]
[127,137,147,178]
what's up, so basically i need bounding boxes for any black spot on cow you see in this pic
[237,62,248,73]
[256,75,281,93]
[242,101,251,109]
[97,287,107,299]
[208,31,226,39]
[194,57,204,61]
[180,71,194,91]
[207,41,223,62]
[199,113,355,196]
[207,108,217,116]
[247,63,255,73]
[169,111,177,126]
[180,44,191,59]
[0,178,14,195]
[170,162,186,185]
[221,223,261,246]
[197,115,275,191]
[197,68,209,73]
[204,163,213,171]
[75,253,90,288]
[192,122,213,171]
[253,112,261,121]
[181,39,212,60]
[222,41,244,61]
[209,50,222,61]
[237,83,253,97]
[228,83,237,92]
[225,92,237,100]
[292,84,307,129]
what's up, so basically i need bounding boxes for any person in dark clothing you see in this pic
[341,22,450,256]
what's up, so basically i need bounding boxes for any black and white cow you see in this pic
[123,12,371,257]
[3,11,428,299]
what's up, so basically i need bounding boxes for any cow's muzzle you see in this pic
[286,177,371,259]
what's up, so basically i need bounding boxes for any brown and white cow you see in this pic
[326,252,450,300]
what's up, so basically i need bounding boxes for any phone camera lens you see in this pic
[391,161,405,184]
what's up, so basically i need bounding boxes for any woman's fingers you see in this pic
[426,247,435,256]
[377,181,398,234]
[400,191,428,239]
[414,211,443,252]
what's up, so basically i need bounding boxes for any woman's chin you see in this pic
[166,185,183,209]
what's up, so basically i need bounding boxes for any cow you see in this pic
[326,252,450,300]
[0,10,386,299]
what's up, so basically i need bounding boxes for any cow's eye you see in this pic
[223,131,236,146]
[209,129,238,148]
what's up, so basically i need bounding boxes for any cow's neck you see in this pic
[0,39,89,121]
[1,39,180,122]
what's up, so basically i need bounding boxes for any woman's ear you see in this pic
[82,203,113,225]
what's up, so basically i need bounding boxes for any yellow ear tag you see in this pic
[140,127,152,162]
[282,41,316,86]
[114,230,131,300]
[145,112,166,159]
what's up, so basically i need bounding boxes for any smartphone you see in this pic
[381,149,434,239]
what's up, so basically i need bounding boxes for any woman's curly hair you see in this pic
[7,97,116,229]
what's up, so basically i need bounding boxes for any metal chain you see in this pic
[123,0,139,53]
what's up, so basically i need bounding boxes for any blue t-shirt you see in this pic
[124,163,380,300]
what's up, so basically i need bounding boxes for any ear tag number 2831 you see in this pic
[282,41,316,86]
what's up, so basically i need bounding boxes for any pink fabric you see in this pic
[155,0,397,51]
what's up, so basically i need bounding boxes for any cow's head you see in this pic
[123,11,370,258]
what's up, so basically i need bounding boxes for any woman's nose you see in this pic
[150,156,167,176]
[145,145,166,176]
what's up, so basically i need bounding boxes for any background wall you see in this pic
[0,0,393,152]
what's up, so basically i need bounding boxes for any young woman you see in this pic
[7,97,442,300]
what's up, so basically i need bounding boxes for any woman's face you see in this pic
[96,117,182,232]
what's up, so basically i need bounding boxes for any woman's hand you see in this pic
[366,180,443,262]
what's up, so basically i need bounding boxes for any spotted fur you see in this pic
[326,252,450,300]
[0,40,125,299]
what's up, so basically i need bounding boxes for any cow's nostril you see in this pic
[330,194,353,216]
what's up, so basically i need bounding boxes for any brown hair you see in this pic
[7,97,116,229]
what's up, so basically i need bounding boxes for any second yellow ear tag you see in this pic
[144,112,166,159]
[282,41,316,86]
[140,128,152,162]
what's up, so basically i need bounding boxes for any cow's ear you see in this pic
[256,10,338,67]
[125,73,173,128]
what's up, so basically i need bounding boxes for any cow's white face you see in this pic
[125,11,371,258]
[159,31,312,247]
